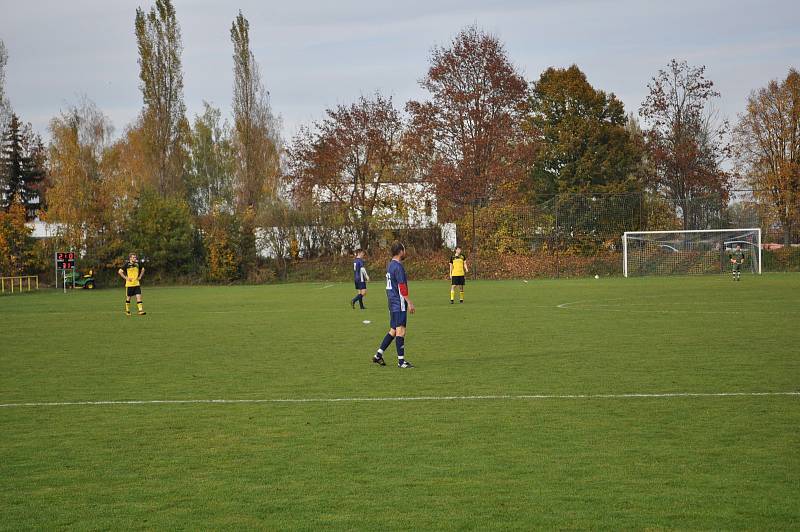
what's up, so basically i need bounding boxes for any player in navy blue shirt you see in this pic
[351,249,370,309]
[373,241,416,368]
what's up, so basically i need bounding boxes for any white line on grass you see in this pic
[0,391,797,409]
[556,301,585,309]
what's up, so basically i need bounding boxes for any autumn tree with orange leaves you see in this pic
[734,69,800,245]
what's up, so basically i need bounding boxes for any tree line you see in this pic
[0,3,798,282]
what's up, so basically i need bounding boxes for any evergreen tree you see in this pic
[1,114,45,220]
[526,65,643,197]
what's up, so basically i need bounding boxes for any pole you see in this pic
[757,229,762,275]
[471,202,477,278]
[54,251,58,289]
[63,269,66,294]
[622,233,628,277]
[555,195,560,278]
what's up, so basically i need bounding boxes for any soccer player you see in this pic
[118,253,146,315]
[449,246,468,304]
[372,242,416,368]
[729,243,745,281]
[351,249,370,309]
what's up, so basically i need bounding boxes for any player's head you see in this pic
[355,248,364,258]
[455,246,461,255]
[736,243,742,249]
[129,253,138,263]
[391,241,406,260]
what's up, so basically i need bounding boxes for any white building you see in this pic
[313,181,439,227]
[257,181,456,258]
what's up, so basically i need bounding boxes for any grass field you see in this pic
[1,274,798,530]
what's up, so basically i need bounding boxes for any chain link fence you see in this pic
[457,191,799,277]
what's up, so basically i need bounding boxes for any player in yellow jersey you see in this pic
[449,246,468,304]
[118,253,146,316]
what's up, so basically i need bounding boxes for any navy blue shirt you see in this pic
[385,259,408,312]
[354,258,366,282]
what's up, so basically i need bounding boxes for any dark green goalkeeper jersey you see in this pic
[730,249,746,264]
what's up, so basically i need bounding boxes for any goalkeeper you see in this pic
[729,243,745,281]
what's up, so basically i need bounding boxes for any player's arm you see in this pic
[464,259,469,274]
[448,259,453,279]
[138,267,145,281]
[117,268,127,281]
[361,266,370,282]
[398,282,415,314]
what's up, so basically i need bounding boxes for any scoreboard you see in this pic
[56,252,75,270]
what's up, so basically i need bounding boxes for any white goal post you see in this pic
[622,228,762,277]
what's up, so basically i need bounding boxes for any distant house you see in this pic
[26,218,62,238]
[257,179,456,259]
[312,180,439,228]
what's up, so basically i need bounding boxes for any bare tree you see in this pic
[639,60,732,229]
[0,40,10,130]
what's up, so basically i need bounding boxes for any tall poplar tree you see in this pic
[230,10,280,210]
[134,0,189,197]
[230,11,281,274]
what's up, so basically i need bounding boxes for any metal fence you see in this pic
[459,191,799,276]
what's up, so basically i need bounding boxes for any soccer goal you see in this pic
[622,228,762,277]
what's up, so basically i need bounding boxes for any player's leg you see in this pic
[393,312,413,368]
[450,283,455,304]
[358,288,367,309]
[373,325,396,365]
[459,284,465,302]
[394,325,411,367]
[134,288,145,315]
[125,287,132,316]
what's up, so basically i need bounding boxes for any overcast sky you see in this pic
[2,0,798,142]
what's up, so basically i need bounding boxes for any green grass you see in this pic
[1,274,798,530]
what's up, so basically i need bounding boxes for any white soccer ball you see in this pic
[594,274,599,279]
[362,320,371,324]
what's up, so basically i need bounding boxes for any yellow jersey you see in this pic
[123,261,142,287]
[450,254,467,277]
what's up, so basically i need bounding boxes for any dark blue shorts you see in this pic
[354,281,367,290]
[389,311,407,329]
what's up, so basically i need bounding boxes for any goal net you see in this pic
[623,229,762,277]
